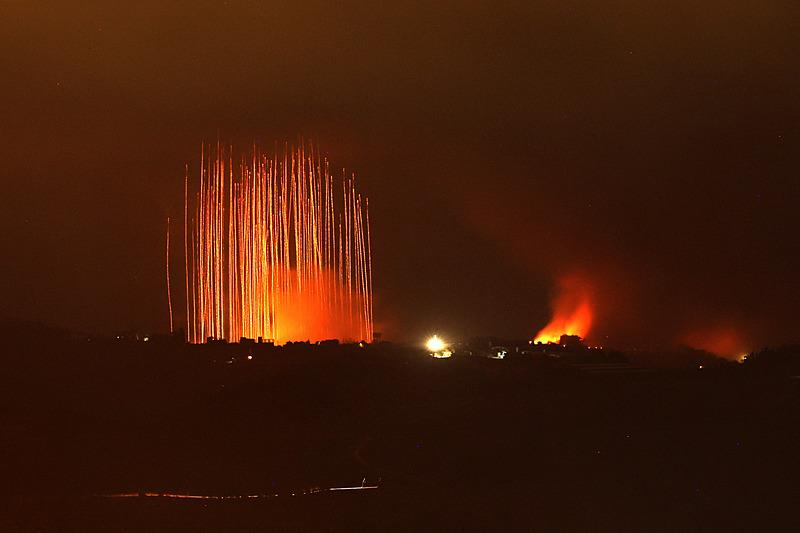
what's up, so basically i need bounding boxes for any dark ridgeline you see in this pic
[1,319,798,532]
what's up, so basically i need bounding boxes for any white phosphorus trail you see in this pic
[183,142,373,344]
[166,216,174,334]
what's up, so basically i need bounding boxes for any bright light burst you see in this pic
[425,335,453,359]
[185,142,373,344]
[425,334,447,353]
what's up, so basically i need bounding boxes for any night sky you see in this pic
[2,2,799,352]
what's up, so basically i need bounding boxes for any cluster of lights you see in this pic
[528,339,604,350]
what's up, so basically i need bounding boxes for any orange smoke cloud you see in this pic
[534,275,594,344]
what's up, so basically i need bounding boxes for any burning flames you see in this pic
[533,276,593,344]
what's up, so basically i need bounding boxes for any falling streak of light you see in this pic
[185,143,373,344]
[97,485,377,500]
[184,165,190,341]
[166,217,173,334]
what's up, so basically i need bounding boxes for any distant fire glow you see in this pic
[681,326,747,359]
[533,276,593,344]
[185,143,373,344]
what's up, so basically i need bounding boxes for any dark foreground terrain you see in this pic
[1,327,798,532]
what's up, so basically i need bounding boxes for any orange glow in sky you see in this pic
[681,326,748,359]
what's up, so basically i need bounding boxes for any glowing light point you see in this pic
[426,335,446,353]
[426,334,452,358]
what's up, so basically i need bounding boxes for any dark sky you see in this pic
[2,1,799,352]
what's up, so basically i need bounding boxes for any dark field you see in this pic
[2,334,798,532]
